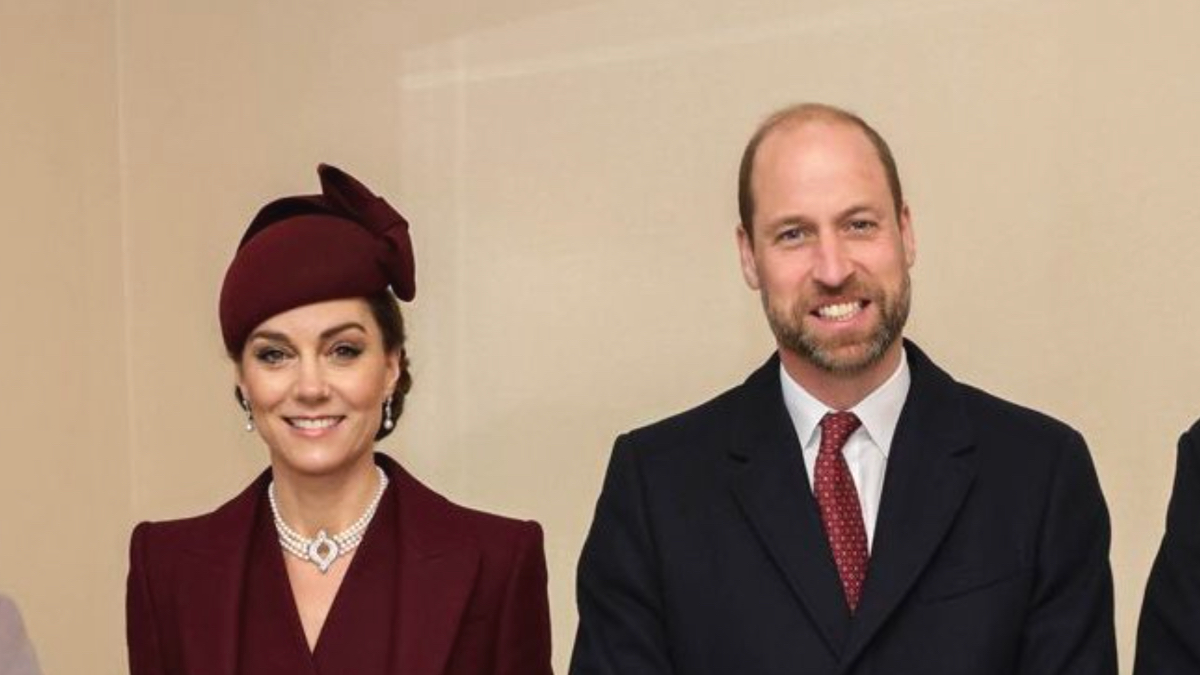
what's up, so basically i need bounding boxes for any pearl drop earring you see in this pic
[383,395,395,430]
[239,392,255,432]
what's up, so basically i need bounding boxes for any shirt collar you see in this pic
[779,347,911,456]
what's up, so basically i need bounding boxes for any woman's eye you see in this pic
[254,347,289,365]
[331,344,364,361]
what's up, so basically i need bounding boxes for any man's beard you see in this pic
[763,273,911,374]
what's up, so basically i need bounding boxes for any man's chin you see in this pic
[808,346,878,374]
[789,334,895,375]
[767,307,903,375]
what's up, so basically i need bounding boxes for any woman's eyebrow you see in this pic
[246,322,367,345]
[320,322,368,340]
[246,329,290,345]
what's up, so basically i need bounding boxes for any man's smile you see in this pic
[812,300,868,322]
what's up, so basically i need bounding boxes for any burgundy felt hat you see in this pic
[219,164,415,354]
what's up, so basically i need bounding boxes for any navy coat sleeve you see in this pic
[1135,421,1200,674]
[571,434,675,675]
[1015,430,1117,674]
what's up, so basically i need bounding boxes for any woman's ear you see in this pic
[386,348,403,396]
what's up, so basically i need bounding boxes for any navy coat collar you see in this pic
[728,340,978,671]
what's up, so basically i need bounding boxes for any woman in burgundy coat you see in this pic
[125,165,553,675]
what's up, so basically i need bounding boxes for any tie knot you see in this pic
[819,411,861,455]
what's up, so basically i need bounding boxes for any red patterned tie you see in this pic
[815,411,868,612]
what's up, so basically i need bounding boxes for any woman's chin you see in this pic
[269,444,373,479]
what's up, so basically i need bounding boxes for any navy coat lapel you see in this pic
[382,456,481,675]
[173,472,266,675]
[839,343,978,671]
[728,356,852,657]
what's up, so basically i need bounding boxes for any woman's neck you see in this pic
[270,453,381,537]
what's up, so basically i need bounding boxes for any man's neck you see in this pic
[779,341,905,411]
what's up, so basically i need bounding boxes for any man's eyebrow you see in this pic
[762,204,882,230]
[836,204,879,221]
[764,214,816,229]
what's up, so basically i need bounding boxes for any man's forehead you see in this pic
[757,117,880,164]
[748,120,899,227]
[754,122,888,193]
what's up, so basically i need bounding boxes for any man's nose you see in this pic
[812,235,854,288]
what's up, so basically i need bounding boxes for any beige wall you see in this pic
[0,2,129,673]
[2,0,1198,672]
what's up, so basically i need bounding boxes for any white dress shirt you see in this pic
[779,349,911,552]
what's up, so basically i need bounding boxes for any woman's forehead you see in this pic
[250,298,378,340]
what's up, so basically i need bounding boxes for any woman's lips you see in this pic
[284,416,345,435]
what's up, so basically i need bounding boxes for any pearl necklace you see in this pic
[268,466,389,573]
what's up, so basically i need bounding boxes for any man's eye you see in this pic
[847,219,878,232]
[777,227,806,243]
[254,347,289,365]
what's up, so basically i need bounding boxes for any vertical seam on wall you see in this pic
[452,37,470,495]
[114,0,142,526]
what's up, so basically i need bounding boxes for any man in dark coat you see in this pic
[570,103,1116,675]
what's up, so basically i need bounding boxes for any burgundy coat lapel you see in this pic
[381,456,481,675]
[312,471,399,672]
[173,472,267,675]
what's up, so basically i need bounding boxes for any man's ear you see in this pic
[736,224,761,290]
[898,203,916,268]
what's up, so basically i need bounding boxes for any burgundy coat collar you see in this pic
[169,453,480,675]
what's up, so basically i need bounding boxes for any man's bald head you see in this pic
[738,103,904,239]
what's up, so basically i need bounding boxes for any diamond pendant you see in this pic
[307,530,340,573]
